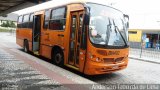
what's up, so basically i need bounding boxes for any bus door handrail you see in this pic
[34,33,40,39]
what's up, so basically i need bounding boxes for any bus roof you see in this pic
[16,0,115,15]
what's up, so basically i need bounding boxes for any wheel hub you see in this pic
[55,53,62,64]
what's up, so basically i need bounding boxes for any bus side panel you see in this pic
[40,31,65,60]
[40,28,52,59]
[16,37,32,51]
[29,41,32,51]
[17,29,32,50]
[40,45,52,59]
[18,29,32,41]
[16,38,23,48]
[62,5,71,66]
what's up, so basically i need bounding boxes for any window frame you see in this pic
[17,15,23,28]
[43,9,51,29]
[22,14,30,28]
[28,13,34,29]
[18,15,23,24]
[49,6,67,31]
[23,14,30,23]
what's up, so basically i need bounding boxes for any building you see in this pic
[129,29,160,49]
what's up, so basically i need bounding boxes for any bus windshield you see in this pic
[87,3,128,47]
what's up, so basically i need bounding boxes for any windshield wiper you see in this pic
[105,18,112,45]
[113,20,127,46]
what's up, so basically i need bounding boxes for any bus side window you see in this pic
[49,7,66,30]
[78,14,83,43]
[28,13,34,29]
[43,9,51,29]
[17,16,23,28]
[22,14,29,28]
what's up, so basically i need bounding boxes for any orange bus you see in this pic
[16,0,129,75]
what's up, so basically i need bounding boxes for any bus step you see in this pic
[33,51,40,55]
[66,64,79,71]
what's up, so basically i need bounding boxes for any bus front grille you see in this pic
[103,57,124,64]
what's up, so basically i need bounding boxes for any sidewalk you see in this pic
[129,48,160,64]
[0,32,96,90]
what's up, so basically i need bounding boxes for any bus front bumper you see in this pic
[84,59,128,75]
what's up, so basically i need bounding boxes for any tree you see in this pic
[1,20,16,28]
[6,21,10,27]
[10,21,16,28]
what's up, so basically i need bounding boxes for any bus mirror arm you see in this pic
[84,6,90,25]
[123,14,129,28]
[84,14,90,25]
[80,7,90,50]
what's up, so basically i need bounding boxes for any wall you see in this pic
[129,29,142,42]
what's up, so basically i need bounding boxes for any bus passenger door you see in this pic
[68,11,86,71]
[32,15,41,51]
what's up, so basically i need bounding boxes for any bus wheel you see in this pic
[24,40,29,53]
[53,50,64,66]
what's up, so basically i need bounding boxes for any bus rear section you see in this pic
[16,14,34,52]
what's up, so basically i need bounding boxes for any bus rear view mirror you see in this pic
[124,14,129,28]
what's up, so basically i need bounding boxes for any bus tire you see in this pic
[24,40,29,53]
[53,49,64,66]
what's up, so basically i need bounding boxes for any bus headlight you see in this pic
[88,52,95,59]
[96,57,100,62]
[90,55,93,59]
[92,57,103,63]
[88,52,103,63]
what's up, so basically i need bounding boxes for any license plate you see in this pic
[112,65,119,69]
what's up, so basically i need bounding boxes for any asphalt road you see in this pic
[0,32,160,90]
[89,59,160,84]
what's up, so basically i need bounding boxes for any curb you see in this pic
[129,57,160,65]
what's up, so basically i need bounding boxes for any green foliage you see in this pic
[10,21,16,28]
[1,20,16,28]
[1,22,7,27]
[0,28,10,32]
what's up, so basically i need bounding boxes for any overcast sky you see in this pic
[112,0,160,29]
[14,0,160,29]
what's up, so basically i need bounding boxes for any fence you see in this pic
[129,41,160,63]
